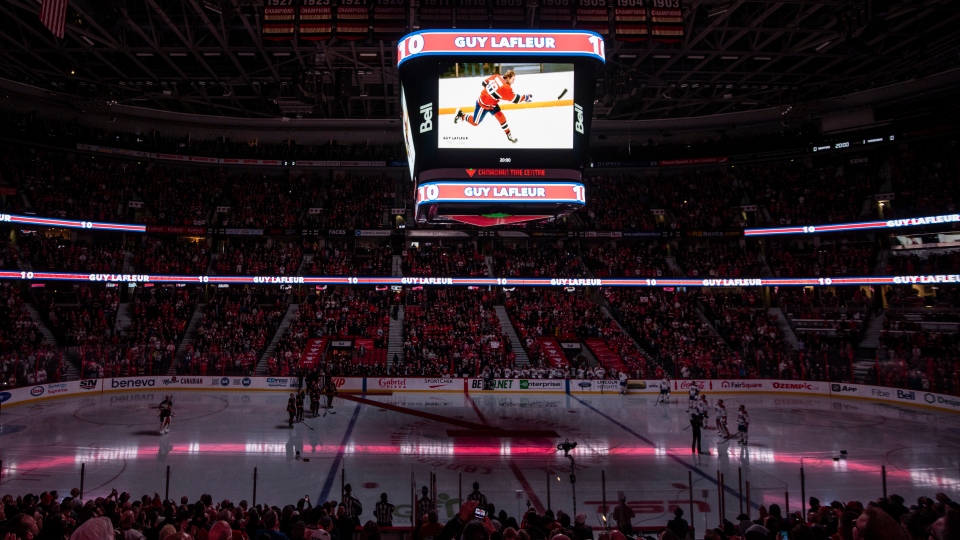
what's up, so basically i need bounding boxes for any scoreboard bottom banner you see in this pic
[414,180,586,226]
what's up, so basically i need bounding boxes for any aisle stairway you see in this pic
[494,306,529,366]
[171,304,207,373]
[858,310,886,349]
[24,304,58,346]
[298,254,314,275]
[769,307,800,349]
[23,303,79,380]
[121,252,134,274]
[599,306,652,358]
[392,255,402,276]
[114,302,134,334]
[853,360,878,384]
[386,305,405,367]
[666,257,684,275]
[485,255,495,277]
[694,307,724,340]
[256,304,300,375]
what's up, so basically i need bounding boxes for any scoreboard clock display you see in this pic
[398,30,605,226]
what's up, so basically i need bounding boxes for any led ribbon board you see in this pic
[397,30,607,65]
[3,209,959,237]
[4,271,960,287]
[415,181,585,227]
[415,181,586,205]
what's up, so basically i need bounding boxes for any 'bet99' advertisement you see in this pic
[398,30,604,174]
[438,63,575,150]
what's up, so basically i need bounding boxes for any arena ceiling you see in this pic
[0,0,958,123]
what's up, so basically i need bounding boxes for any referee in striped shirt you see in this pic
[375,493,395,527]
[467,482,487,507]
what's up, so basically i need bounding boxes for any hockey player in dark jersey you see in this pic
[454,70,532,143]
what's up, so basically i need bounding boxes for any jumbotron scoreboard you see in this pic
[398,30,606,226]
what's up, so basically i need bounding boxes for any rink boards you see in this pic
[2,375,958,414]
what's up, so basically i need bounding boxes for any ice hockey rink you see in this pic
[1,389,958,531]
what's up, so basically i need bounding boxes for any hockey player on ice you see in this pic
[455,70,533,143]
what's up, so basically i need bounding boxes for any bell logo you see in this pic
[419,103,433,133]
[574,103,585,134]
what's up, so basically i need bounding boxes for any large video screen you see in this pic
[437,63,575,150]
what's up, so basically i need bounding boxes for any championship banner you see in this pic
[539,0,573,28]
[336,0,369,40]
[263,0,297,41]
[299,338,328,369]
[398,29,605,66]
[418,0,454,28]
[372,0,407,39]
[456,0,489,26]
[614,0,648,42]
[649,0,683,43]
[492,0,524,28]
[299,0,332,41]
[577,0,611,35]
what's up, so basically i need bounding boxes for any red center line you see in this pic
[464,394,547,514]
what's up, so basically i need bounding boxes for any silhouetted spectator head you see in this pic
[853,507,906,540]
[69,517,115,540]
[463,521,488,540]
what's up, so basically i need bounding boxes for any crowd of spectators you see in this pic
[579,174,659,230]
[581,243,670,278]
[492,244,585,278]
[214,242,304,276]
[886,250,960,275]
[886,137,958,219]
[402,289,511,376]
[132,164,226,226]
[609,289,742,379]
[269,288,391,376]
[2,124,959,235]
[403,243,488,277]
[676,241,766,278]
[767,237,877,278]
[124,286,198,376]
[219,174,312,229]
[0,238,21,270]
[1,133,960,393]
[746,162,876,225]
[505,288,644,376]
[0,482,956,540]
[300,174,393,230]
[873,306,960,394]
[655,169,749,230]
[182,288,289,376]
[19,236,126,273]
[44,285,120,349]
[18,152,130,222]
[0,282,61,386]
[132,237,210,275]
[305,242,393,276]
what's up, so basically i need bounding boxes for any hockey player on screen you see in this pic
[454,70,532,143]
